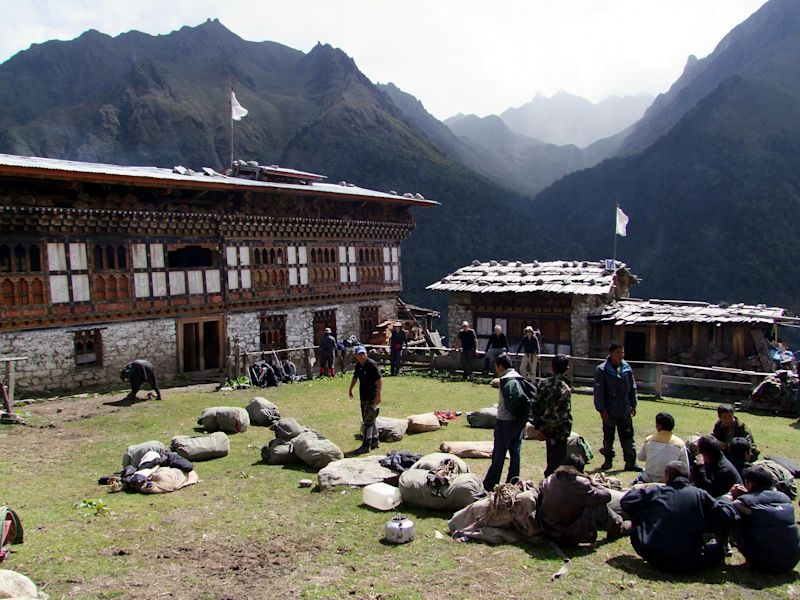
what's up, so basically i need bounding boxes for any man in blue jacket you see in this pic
[717,464,800,573]
[594,342,638,471]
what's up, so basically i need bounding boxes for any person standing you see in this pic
[457,321,478,380]
[531,354,573,477]
[319,327,337,377]
[594,342,639,471]
[515,325,541,381]
[120,359,161,401]
[483,354,529,491]
[348,345,382,454]
[389,322,407,376]
[483,324,508,373]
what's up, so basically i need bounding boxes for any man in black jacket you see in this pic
[483,324,508,373]
[717,465,800,573]
[389,322,407,376]
[593,342,638,471]
[515,325,541,381]
[120,359,161,401]
[621,461,725,573]
[691,435,742,497]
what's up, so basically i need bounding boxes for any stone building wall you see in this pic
[447,293,474,348]
[227,312,260,353]
[2,299,397,396]
[571,295,608,358]
[0,318,176,396]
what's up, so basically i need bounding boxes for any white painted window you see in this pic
[151,272,167,297]
[205,270,221,294]
[47,243,67,271]
[134,272,150,298]
[69,243,87,270]
[150,244,165,269]
[384,244,401,283]
[339,246,358,283]
[132,244,148,269]
[287,244,308,287]
[187,270,204,294]
[169,271,186,296]
[49,274,69,303]
[47,242,92,304]
[224,245,252,290]
[226,246,238,267]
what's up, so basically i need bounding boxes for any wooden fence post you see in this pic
[233,338,240,380]
[304,348,314,380]
[655,363,664,398]
[7,361,14,407]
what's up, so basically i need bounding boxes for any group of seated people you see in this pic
[534,404,800,574]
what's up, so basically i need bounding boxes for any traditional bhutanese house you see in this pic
[588,298,788,370]
[427,259,639,356]
[0,154,436,394]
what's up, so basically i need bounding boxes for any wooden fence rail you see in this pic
[226,342,771,398]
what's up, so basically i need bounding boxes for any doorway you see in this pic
[178,316,225,374]
[624,331,647,362]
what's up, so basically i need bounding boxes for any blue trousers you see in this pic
[483,419,525,491]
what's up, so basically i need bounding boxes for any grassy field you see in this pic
[1,373,799,599]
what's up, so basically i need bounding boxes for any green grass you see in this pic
[1,375,799,599]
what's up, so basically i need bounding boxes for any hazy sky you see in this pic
[0,0,767,119]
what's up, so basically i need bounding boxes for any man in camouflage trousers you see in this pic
[532,354,573,477]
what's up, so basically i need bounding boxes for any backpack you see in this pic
[1,506,23,562]
[505,377,537,420]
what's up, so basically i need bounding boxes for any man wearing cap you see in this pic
[516,325,541,381]
[319,327,337,377]
[389,322,407,376]
[349,346,383,454]
[457,321,478,380]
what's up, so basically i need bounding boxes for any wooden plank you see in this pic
[662,375,752,391]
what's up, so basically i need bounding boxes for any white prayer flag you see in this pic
[615,206,629,237]
[231,91,248,121]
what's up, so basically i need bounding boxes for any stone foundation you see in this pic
[0,318,176,396]
[1,299,397,396]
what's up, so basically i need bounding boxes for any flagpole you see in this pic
[613,202,618,266]
[229,87,234,169]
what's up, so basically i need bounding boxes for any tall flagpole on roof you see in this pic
[229,85,234,169]
[229,88,249,169]
[613,202,618,266]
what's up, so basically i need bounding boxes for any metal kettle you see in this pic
[384,514,415,544]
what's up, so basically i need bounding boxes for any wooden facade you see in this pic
[0,154,434,392]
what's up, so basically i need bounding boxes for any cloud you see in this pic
[0,0,768,119]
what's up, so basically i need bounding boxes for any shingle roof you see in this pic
[588,298,787,325]
[0,153,438,207]
[426,259,638,295]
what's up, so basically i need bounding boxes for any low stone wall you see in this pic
[0,318,176,395]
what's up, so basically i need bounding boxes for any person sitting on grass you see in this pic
[536,454,630,546]
[717,465,800,573]
[712,404,759,460]
[622,461,726,573]
[691,435,742,498]
[635,412,689,483]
